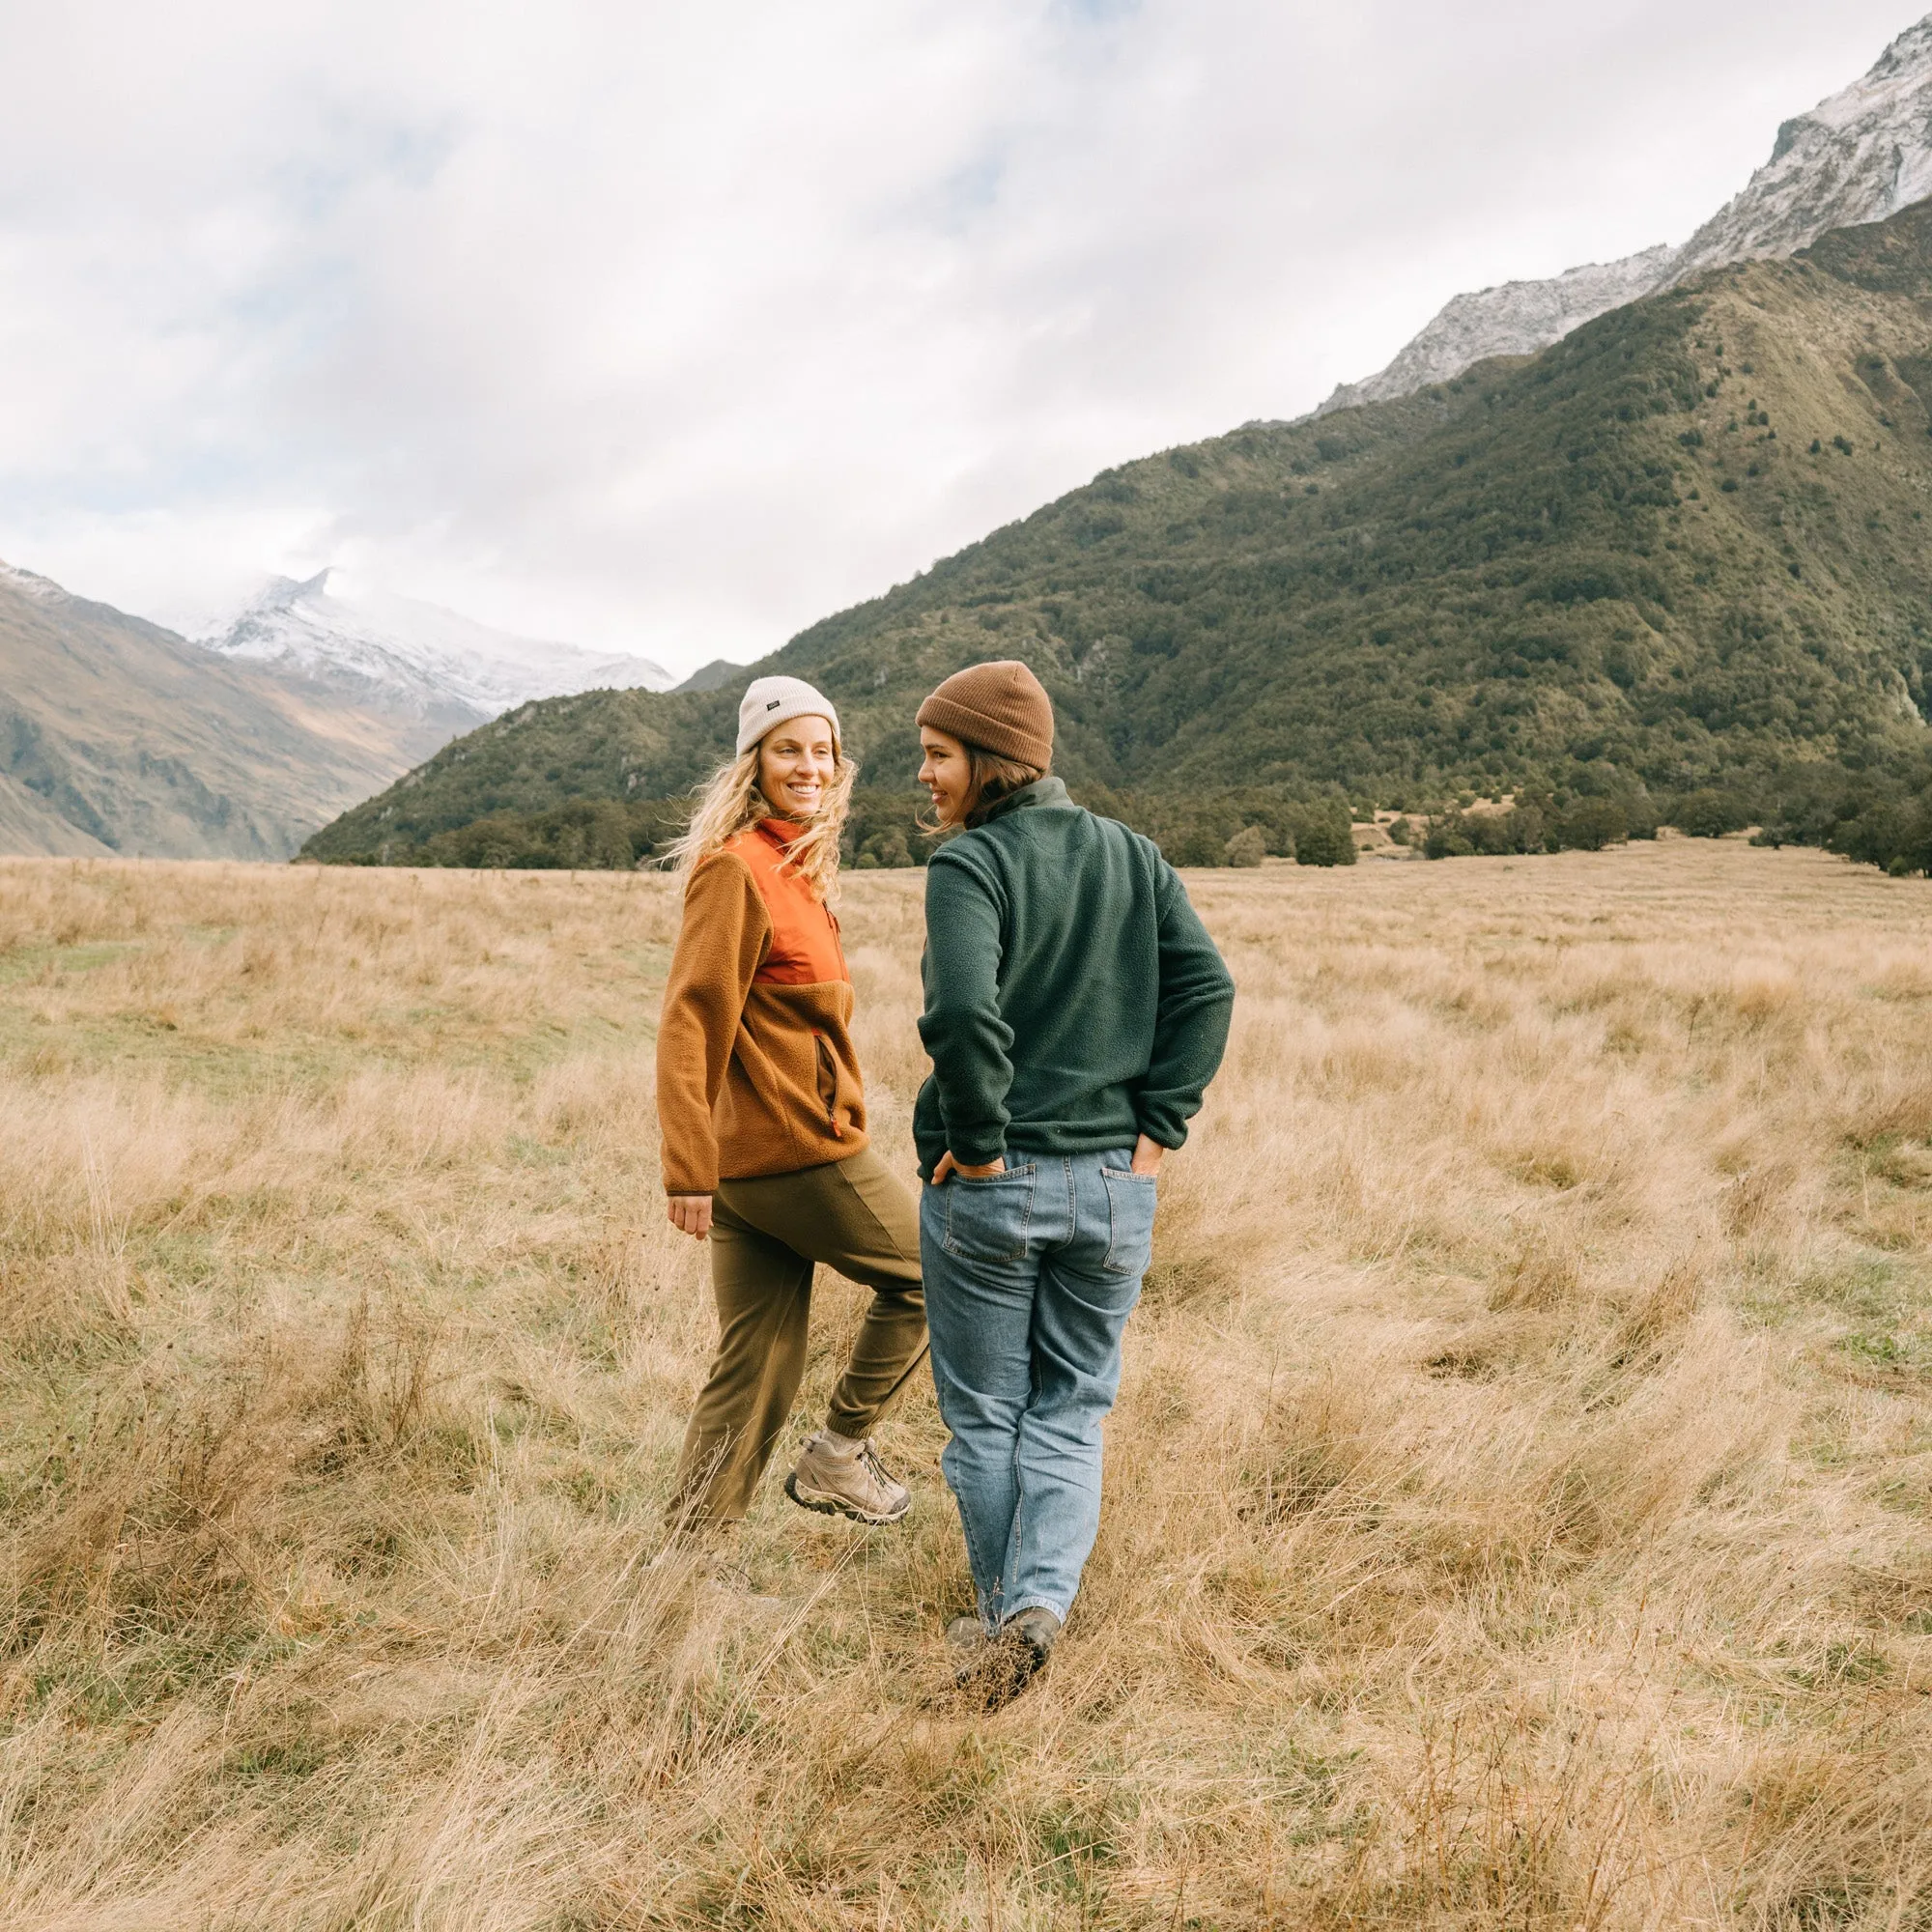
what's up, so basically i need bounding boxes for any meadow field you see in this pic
[0,841,1928,1929]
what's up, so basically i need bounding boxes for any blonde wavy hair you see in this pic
[666,733,857,901]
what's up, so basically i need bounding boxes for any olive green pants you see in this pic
[669,1146,927,1526]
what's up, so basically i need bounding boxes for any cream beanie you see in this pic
[735,675,840,756]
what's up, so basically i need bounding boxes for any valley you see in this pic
[0,560,671,863]
[0,561,425,861]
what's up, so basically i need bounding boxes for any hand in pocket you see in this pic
[1099,1165,1157,1276]
[931,1150,1008,1184]
[940,1164,1036,1264]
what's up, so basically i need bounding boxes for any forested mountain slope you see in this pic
[307,197,1932,865]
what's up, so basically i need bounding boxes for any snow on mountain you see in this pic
[1674,16,1932,275]
[1319,14,1932,416]
[1320,247,1677,415]
[201,570,672,724]
[0,558,70,605]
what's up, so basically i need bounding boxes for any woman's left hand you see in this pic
[931,1151,1007,1184]
[668,1194,715,1238]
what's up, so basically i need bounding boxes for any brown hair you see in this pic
[922,742,1046,836]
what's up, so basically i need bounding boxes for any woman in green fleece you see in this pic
[914,661,1236,1706]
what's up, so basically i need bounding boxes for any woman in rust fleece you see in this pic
[655,675,926,1540]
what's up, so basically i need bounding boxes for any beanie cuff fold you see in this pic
[914,696,1052,769]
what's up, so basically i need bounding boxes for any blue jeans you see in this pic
[921,1149,1157,1629]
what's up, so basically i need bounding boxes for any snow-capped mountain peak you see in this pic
[1320,14,1932,416]
[1675,15,1932,275]
[202,569,672,726]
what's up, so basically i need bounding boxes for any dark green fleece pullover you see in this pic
[915,779,1236,1178]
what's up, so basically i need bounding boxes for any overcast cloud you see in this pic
[0,0,1917,674]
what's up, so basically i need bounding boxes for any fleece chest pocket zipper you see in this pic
[812,1032,844,1138]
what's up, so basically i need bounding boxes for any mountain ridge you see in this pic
[1321,14,1932,416]
[201,569,672,749]
[304,194,1932,867]
[0,559,450,859]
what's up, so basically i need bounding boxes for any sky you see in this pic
[0,0,1919,678]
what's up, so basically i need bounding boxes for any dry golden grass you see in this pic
[0,841,1928,1928]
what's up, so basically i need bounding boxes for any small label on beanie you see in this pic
[767,698,781,710]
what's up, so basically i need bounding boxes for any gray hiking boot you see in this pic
[946,1614,988,1656]
[784,1432,911,1526]
[965,1605,1063,1711]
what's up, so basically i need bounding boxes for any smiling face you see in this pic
[918,724,972,827]
[757,714,838,820]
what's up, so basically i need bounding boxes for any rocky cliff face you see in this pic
[1675,17,1932,275]
[1320,14,1932,416]
[1321,247,1676,414]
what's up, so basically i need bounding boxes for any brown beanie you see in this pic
[916,660,1054,769]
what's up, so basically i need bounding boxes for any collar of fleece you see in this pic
[980,776,1070,823]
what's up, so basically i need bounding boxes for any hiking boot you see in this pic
[1006,1605,1062,1673]
[946,1614,988,1658]
[784,1432,911,1526]
[966,1605,1062,1711]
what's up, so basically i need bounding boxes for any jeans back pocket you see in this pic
[1099,1167,1158,1277]
[942,1165,1037,1264]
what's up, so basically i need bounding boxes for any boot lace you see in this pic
[854,1438,895,1497]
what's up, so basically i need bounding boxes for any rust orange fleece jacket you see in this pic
[656,817,869,1195]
